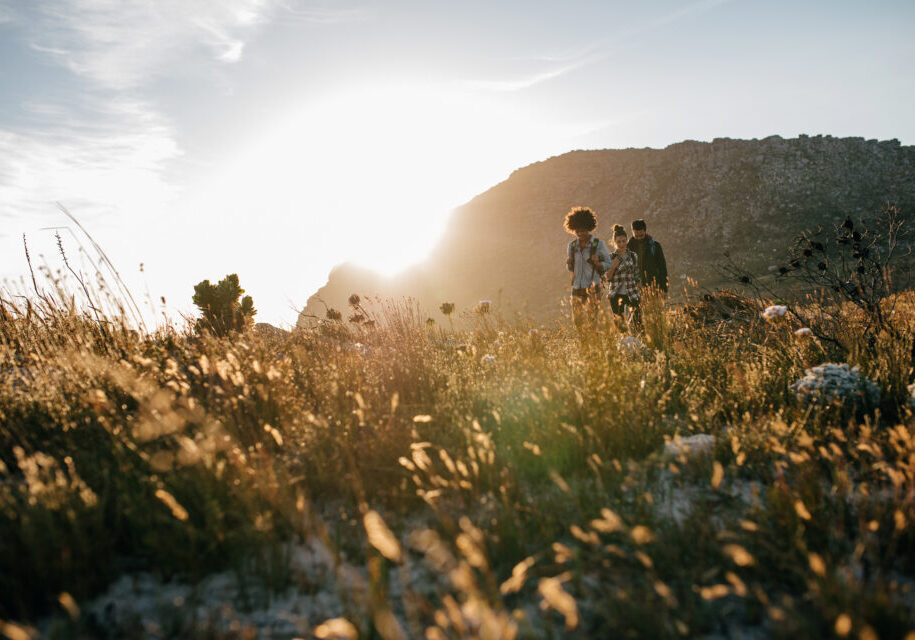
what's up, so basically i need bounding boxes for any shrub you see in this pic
[790,362,881,415]
[192,274,256,336]
[722,205,912,357]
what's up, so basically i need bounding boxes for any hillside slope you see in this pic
[300,135,915,324]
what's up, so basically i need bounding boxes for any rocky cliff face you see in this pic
[300,135,915,325]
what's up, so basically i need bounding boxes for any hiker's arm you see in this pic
[636,251,647,285]
[596,240,614,273]
[566,245,574,271]
[605,255,621,280]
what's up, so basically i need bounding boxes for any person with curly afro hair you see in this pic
[564,206,612,330]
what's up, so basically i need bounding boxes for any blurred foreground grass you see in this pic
[1,289,914,639]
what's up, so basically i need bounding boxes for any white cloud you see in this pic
[27,0,282,90]
[0,97,181,225]
[650,0,733,29]
[0,0,16,24]
[193,18,247,64]
[218,41,245,63]
[0,0,290,233]
[467,0,735,94]
[279,4,371,25]
[463,58,596,92]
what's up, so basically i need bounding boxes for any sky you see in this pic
[1,0,913,326]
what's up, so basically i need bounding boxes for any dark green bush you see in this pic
[192,273,256,336]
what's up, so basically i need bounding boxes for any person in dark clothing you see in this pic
[627,219,668,299]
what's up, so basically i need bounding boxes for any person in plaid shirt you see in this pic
[604,224,642,330]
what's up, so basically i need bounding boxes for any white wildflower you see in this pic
[481,354,496,365]
[663,434,715,459]
[794,327,813,337]
[617,336,647,359]
[761,305,788,321]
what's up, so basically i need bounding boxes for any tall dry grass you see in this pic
[1,282,914,638]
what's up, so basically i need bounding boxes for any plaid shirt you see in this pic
[606,250,640,299]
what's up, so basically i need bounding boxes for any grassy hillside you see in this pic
[2,281,915,637]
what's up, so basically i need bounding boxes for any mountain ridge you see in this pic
[300,135,915,325]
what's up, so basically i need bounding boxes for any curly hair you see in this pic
[564,207,597,234]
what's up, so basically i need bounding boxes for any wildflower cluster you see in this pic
[761,304,787,321]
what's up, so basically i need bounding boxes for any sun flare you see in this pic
[198,83,571,276]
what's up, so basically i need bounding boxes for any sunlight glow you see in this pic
[178,81,603,322]
[204,83,588,273]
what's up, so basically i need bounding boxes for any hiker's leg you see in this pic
[571,293,587,329]
[609,295,623,318]
[608,295,626,331]
[628,297,642,331]
[587,288,602,329]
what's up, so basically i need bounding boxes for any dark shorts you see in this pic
[571,285,601,299]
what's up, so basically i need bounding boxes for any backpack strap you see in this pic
[590,238,604,275]
[570,238,603,278]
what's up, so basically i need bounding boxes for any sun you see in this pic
[179,81,585,322]
[203,83,559,270]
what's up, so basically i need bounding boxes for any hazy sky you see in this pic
[1,0,913,325]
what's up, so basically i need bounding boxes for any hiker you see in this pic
[628,219,668,299]
[604,224,642,330]
[564,207,612,329]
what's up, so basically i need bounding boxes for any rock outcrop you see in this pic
[300,135,915,325]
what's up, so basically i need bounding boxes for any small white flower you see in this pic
[342,342,366,354]
[617,336,647,359]
[529,328,539,336]
[794,327,813,337]
[480,354,496,365]
[663,434,715,459]
[761,305,788,321]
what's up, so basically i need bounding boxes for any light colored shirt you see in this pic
[567,237,613,289]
